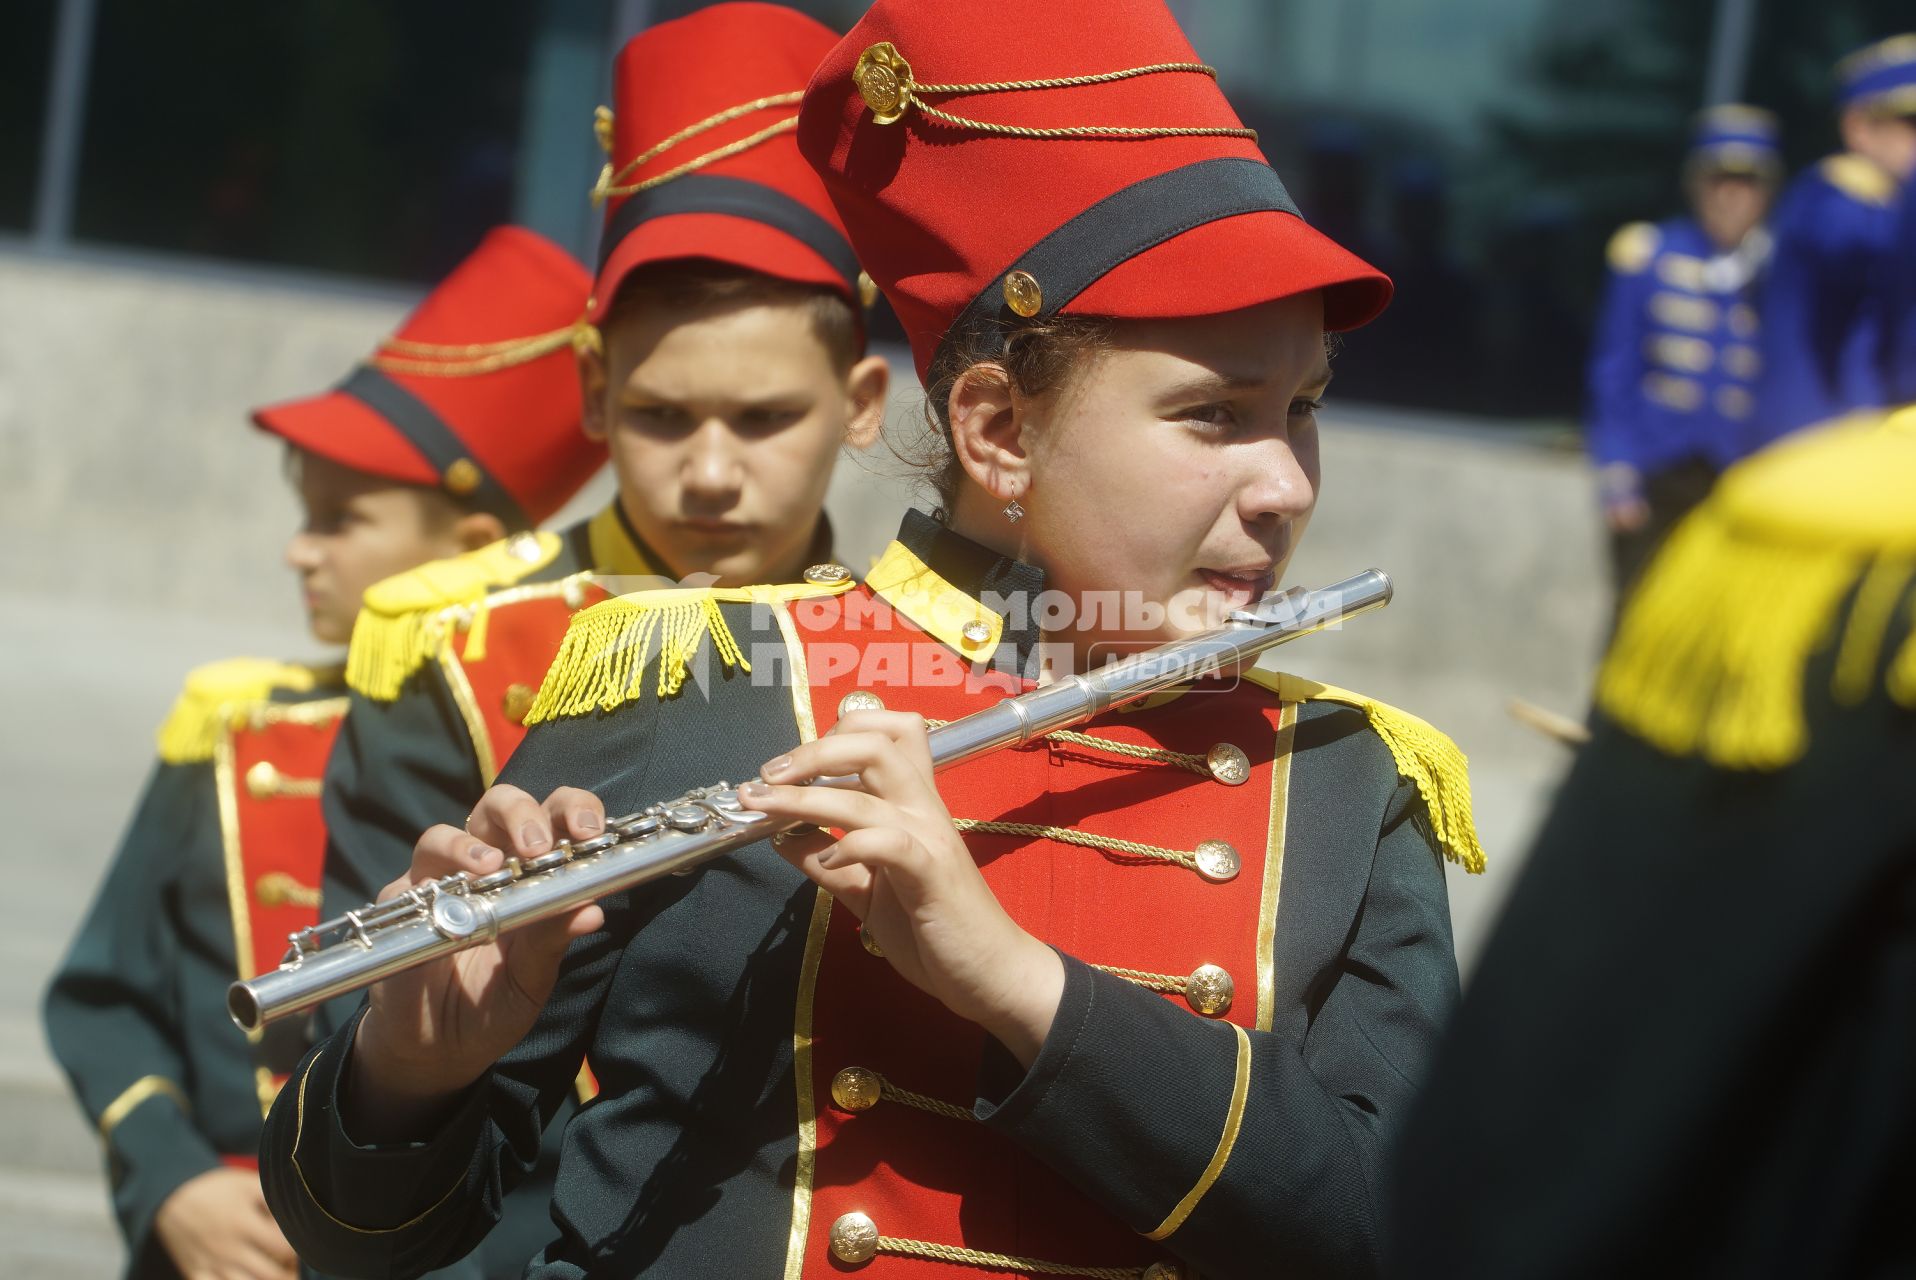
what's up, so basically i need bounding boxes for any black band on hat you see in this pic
[335,367,527,528]
[935,156,1302,373]
[597,173,861,295]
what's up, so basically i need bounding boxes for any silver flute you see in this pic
[228,569,1391,1032]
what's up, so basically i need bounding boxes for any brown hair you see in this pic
[898,314,1114,513]
[602,259,864,373]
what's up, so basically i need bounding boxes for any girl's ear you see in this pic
[947,363,1031,505]
[578,344,610,444]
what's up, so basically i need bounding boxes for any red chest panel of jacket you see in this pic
[218,698,349,984]
[445,580,612,782]
[789,587,1291,1277]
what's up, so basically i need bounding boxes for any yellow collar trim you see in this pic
[587,504,662,579]
[866,540,1003,664]
[1242,668,1485,874]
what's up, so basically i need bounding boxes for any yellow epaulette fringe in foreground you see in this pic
[1598,410,1916,770]
[525,577,857,725]
[156,658,322,765]
[1250,670,1486,874]
[346,531,563,702]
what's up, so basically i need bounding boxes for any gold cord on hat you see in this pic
[852,41,1256,142]
[372,318,600,377]
[591,91,804,206]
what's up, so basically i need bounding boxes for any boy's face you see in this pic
[284,452,473,644]
[582,295,887,587]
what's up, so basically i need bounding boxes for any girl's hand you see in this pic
[738,710,1064,1066]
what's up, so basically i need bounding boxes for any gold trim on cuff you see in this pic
[98,1075,190,1141]
[1144,1022,1252,1241]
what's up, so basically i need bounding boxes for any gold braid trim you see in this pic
[370,319,599,377]
[1092,963,1188,994]
[925,719,1209,776]
[525,590,750,722]
[591,92,804,205]
[952,818,1199,873]
[863,1071,976,1123]
[853,42,1256,142]
[98,1075,189,1141]
[870,1236,1146,1279]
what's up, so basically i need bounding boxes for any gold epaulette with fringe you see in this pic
[1244,669,1486,874]
[1598,409,1916,769]
[156,658,326,765]
[525,577,859,724]
[1819,153,1896,208]
[346,531,564,702]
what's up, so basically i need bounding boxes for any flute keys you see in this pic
[666,805,707,832]
[521,846,572,874]
[571,831,620,855]
[613,814,663,839]
[470,868,516,892]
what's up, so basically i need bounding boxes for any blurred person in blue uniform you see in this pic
[1753,36,1916,445]
[1586,105,1780,594]
[1887,120,1916,405]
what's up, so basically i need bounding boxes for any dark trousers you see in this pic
[1609,457,1720,610]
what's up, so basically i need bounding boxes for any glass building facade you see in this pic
[3,0,1908,418]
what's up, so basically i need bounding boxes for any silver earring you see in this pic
[1003,498,1026,523]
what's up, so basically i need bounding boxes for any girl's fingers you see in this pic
[402,826,504,893]
[768,825,874,910]
[737,778,896,836]
[832,708,936,779]
[758,730,936,807]
[466,783,556,856]
[542,786,606,840]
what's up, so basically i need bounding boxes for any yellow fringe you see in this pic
[344,532,562,702]
[1251,671,1486,874]
[155,658,319,764]
[525,590,751,723]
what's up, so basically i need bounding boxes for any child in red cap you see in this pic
[264,4,1478,1279]
[307,3,891,1012]
[45,224,599,1280]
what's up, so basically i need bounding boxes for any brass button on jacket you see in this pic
[1185,964,1234,1016]
[830,1211,881,1264]
[1194,839,1242,883]
[831,1066,882,1113]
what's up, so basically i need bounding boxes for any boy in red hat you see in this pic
[307,2,889,993]
[44,225,599,1280]
[262,3,1475,1279]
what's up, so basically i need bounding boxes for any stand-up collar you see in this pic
[589,502,837,583]
[867,509,1046,680]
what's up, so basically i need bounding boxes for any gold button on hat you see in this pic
[1194,839,1241,883]
[443,457,483,496]
[859,926,886,958]
[1184,964,1234,1016]
[1002,269,1043,317]
[830,1211,881,1264]
[804,562,852,584]
[830,1066,882,1112]
[838,691,885,717]
[853,41,913,124]
[1206,742,1251,786]
[502,683,537,726]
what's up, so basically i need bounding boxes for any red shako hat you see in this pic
[251,226,600,527]
[587,3,862,324]
[797,0,1393,381]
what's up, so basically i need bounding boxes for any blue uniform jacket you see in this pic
[1753,154,1901,445]
[1885,174,1916,406]
[1585,216,1766,482]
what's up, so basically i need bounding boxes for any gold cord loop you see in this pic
[371,319,599,377]
[869,1234,1151,1279]
[951,818,1200,873]
[853,41,1256,142]
[590,92,804,205]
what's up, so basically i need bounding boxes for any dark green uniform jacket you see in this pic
[45,661,346,1278]
[263,513,1479,1280]
[1390,415,1916,1277]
